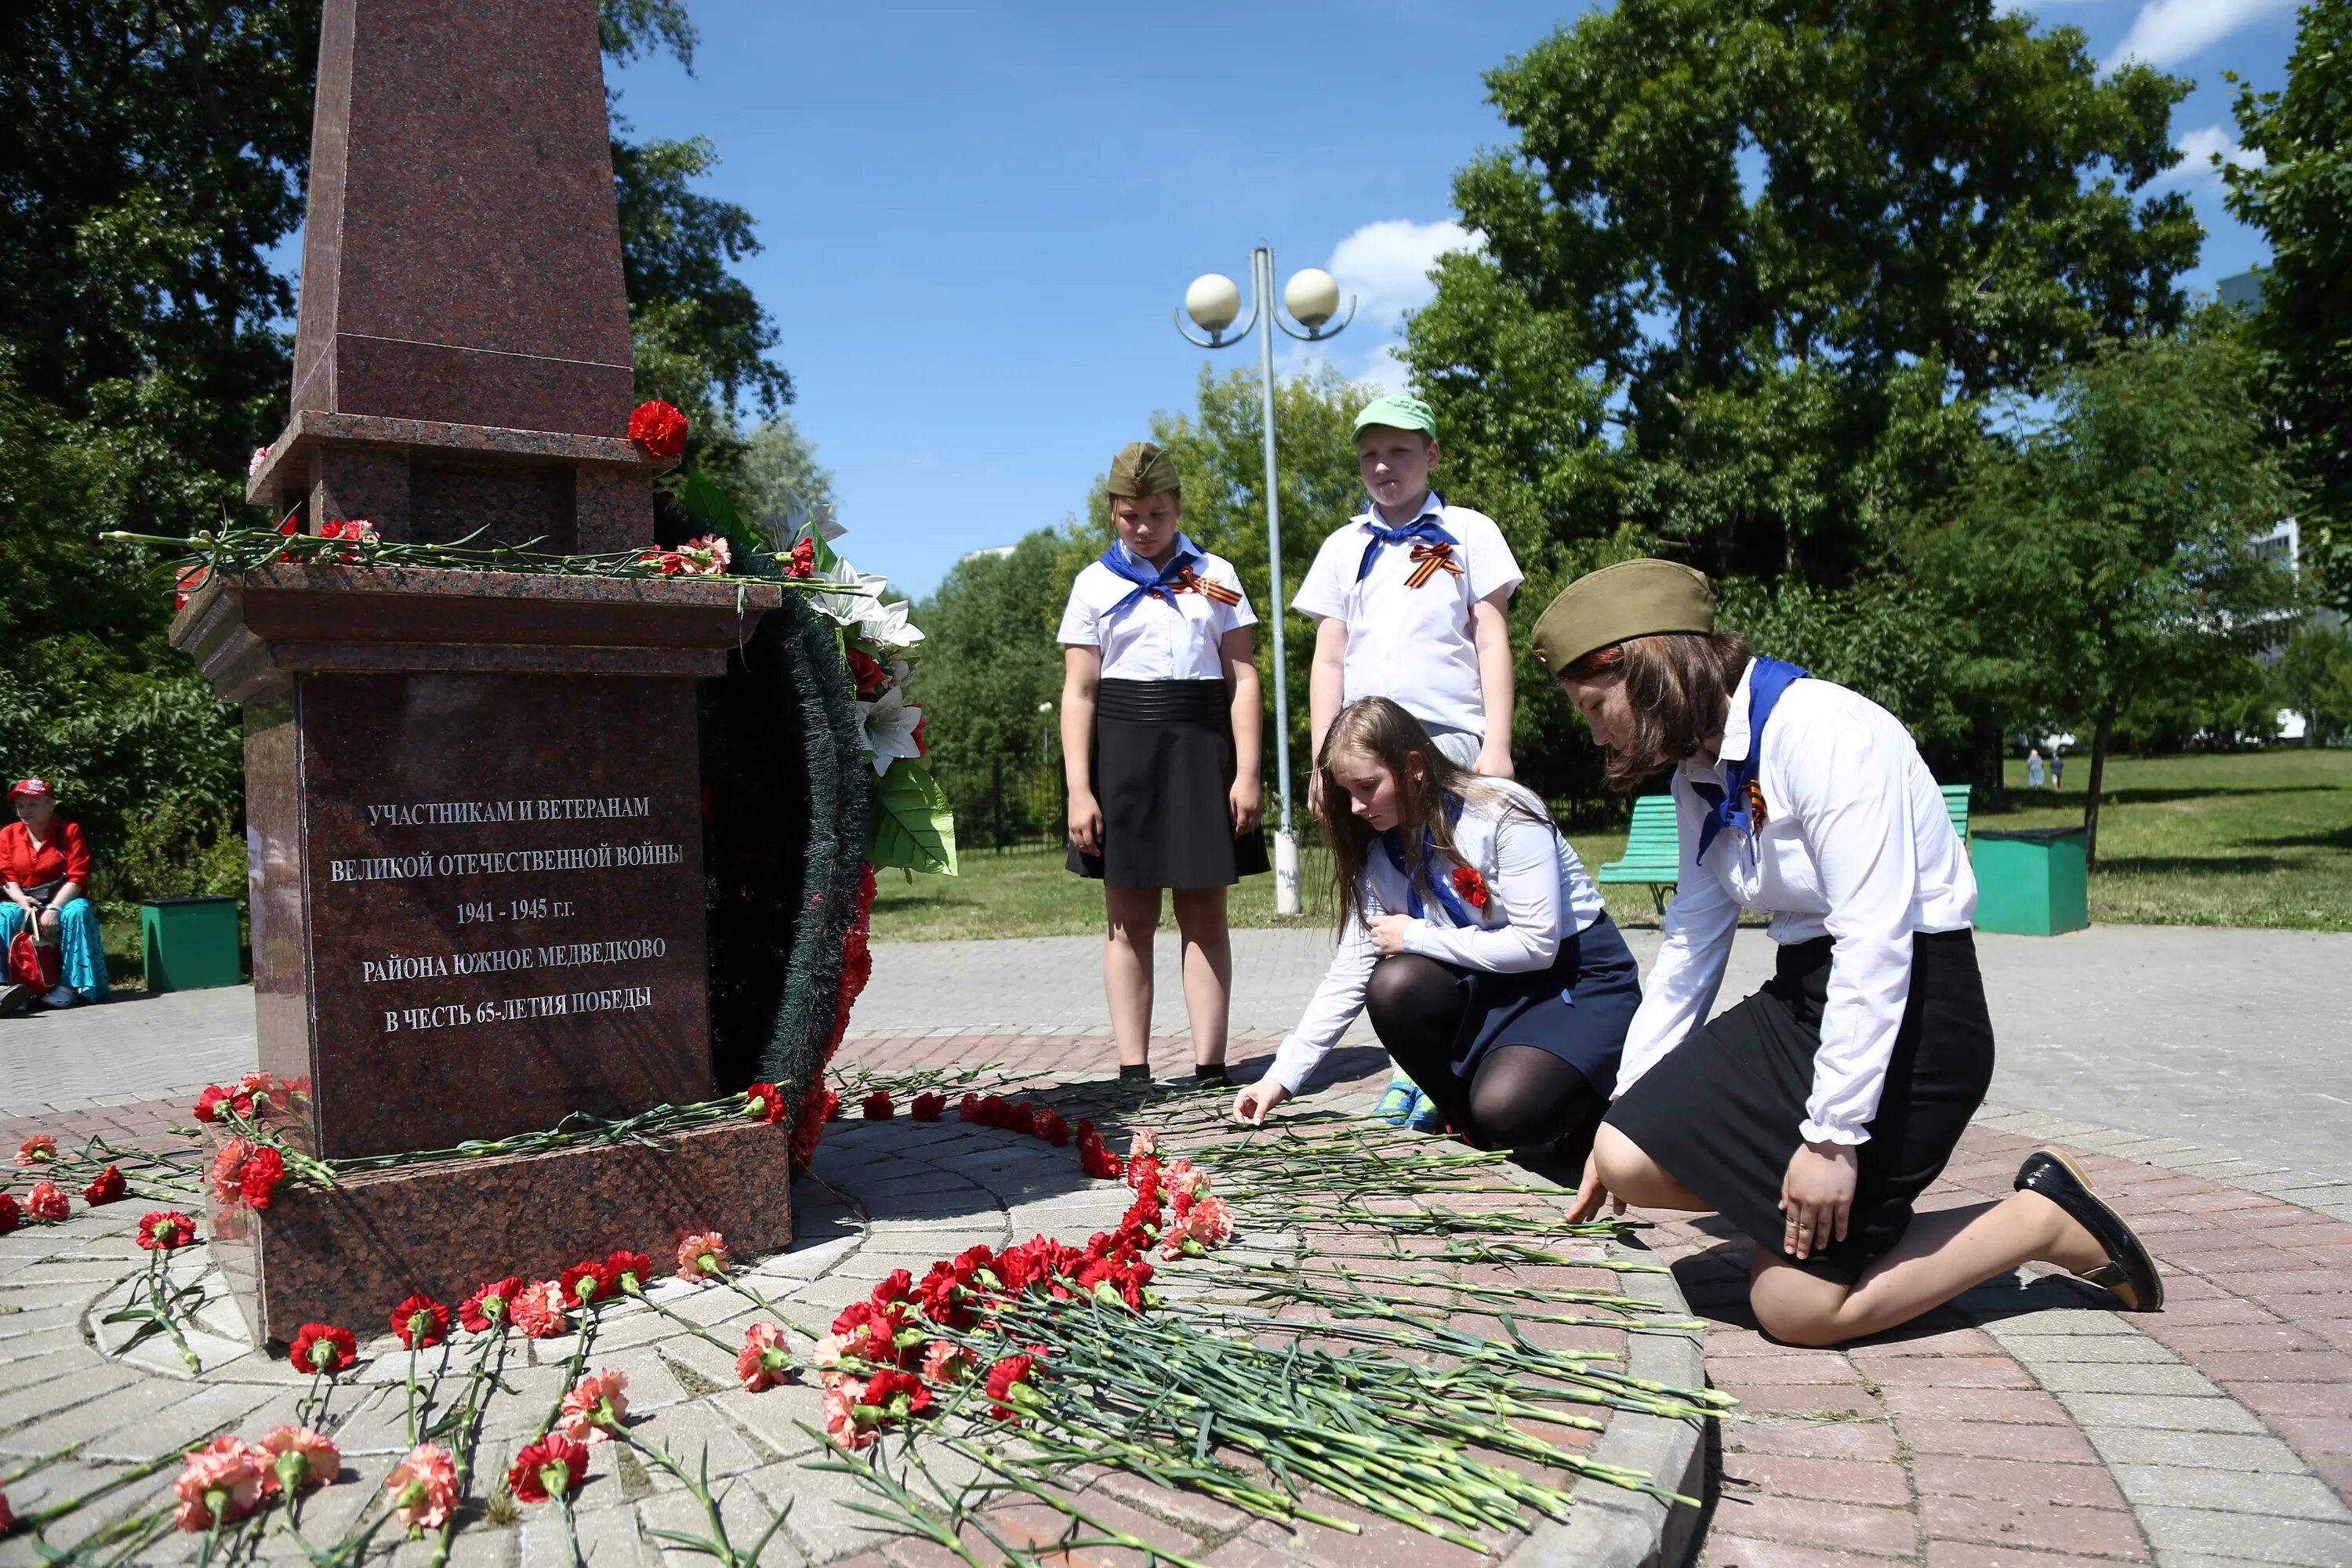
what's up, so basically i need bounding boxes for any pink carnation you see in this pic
[557,1369,629,1443]
[509,1279,571,1340]
[677,1230,729,1282]
[738,1322,793,1391]
[260,1425,339,1492]
[172,1436,269,1531]
[822,1377,874,1451]
[382,1443,456,1531]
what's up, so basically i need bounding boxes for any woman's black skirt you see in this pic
[1068,678,1269,890]
[1435,911,1641,1096]
[1606,929,1994,1284]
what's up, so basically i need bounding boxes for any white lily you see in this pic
[858,594,927,650]
[810,557,887,628]
[858,688,925,775]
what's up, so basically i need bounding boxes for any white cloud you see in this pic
[2108,0,2297,69]
[2155,122,2269,184]
[1327,219,1477,335]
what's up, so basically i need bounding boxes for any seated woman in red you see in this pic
[1,779,111,1014]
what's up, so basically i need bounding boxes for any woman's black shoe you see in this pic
[1193,1063,1228,1085]
[0,983,28,1018]
[2016,1149,2165,1312]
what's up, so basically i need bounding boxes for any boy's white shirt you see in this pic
[1267,783,1606,1096]
[1291,492,1522,739]
[1612,662,1978,1145]
[1057,540,1258,682]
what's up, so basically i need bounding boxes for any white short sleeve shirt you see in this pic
[1058,539,1258,682]
[1290,493,1522,738]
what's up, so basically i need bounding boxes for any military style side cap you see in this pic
[1529,558,1717,670]
[1352,394,1437,438]
[1107,441,1181,497]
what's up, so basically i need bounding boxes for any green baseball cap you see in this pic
[1352,394,1437,439]
[1530,559,1717,671]
[1107,441,1181,497]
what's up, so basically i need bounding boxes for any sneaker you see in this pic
[1371,1081,1421,1127]
[0,983,28,1018]
[39,985,77,1011]
[1406,1097,1446,1134]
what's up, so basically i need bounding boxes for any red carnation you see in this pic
[872,1268,914,1308]
[786,538,816,579]
[822,1089,843,1122]
[627,399,689,459]
[860,1367,931,1421]
[558,1259,614,1309]
[862,1091,895,1121]
[606,1250,655,1296]
[1035,1111,1069,1146]
[507,1434,589,1504]
[911,1091,946,1121]
[1451,866,1491,911]
[83,1165,128,1206]
[0,1194,19,1236]
[1078,1141,1123,1180]
[239,1146,287,1210]
[192,1084,232,1123]
[1006,1102,1037,1136]
[25,1181,67,1222]
[985,1355,1042,1421]
[390,1294,450,1349]
[844,648,891,700]
[290,1323,358,1375]
[745,1082,788,1123]
[136,1210,197,1250]
[459,1277,524,1333]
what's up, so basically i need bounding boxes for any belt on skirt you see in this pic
[1094,677,1229,724]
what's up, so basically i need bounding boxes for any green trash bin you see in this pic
[140,896,245,993]
[1971,828,2089,937]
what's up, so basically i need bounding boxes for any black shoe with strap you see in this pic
[2015,1149,2165,1312]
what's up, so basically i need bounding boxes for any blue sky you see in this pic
[603,0,2303,598]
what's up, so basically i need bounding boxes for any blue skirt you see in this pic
[1,898,111,1000]
[1440,911,1639,1096]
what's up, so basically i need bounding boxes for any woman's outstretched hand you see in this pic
[1232,1080,1290,1126]
[1566,1152,1624,1223]
[1779,1142,1857,1261]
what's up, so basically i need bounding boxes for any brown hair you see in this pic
[1562,630,1751,792]
[1312,697,1552,930]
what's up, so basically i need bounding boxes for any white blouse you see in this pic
[1267,783,1606,1095]
[1057,539,1257,682]
[1613,662,1976,1145]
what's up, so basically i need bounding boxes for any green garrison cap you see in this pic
[1107,441,1181,497]
[1352,394,1437,438]
[1530,558,1717,671]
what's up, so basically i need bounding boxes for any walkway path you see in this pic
[5,924,2350,1564]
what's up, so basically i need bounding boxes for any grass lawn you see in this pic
[871,750,2350,942]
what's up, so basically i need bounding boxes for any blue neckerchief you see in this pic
[1099,534,1207,618]
[1379,795,1474,926]
[1689,657,1809,864]
[1354,494,1457,582]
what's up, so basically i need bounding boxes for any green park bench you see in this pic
[1595,784,1973,913]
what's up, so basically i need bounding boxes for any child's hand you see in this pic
[1473,742,1515,779]
[1306,768,1325,817]
[1367,914,1414,956]
[1068,792,1103,855]
[1566,1152,1624,1223]
[1229,778,1262,837]
[1232,1080,1290,1125]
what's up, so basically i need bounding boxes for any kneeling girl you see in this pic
[1233,697,1638,1152]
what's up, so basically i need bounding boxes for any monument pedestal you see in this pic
[174,567,792,1347]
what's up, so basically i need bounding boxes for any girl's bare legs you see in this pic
[1592,1125,2108,1348]
[1170,887,1233,1070]
[1102,886,1160,1070]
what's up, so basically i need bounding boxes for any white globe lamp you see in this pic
[1184,273,1243,336]
[1283,268,1342,329]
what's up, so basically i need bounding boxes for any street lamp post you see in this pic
[1177,248,1355,916]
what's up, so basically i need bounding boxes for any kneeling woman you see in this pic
[1542,561,2161,1347]
[1232,698,1638,1153]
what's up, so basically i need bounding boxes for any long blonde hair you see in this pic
[1313,698,1553,930]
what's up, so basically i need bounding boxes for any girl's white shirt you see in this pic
[1613,662,1977,1145]
[1056,542,1257,682]
[1267,783,1606,1095]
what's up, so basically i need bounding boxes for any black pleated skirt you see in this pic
[1605,929,1994,1284]
[1068,678,1270,889]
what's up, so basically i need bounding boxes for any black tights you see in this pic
[1365,954,1607,1155]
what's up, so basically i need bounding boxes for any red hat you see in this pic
[8,779,54,801]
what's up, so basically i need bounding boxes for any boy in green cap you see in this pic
[1291,393,1523,1123]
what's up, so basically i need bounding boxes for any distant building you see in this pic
[960,546,1017,563]
[2217,270,2265,312]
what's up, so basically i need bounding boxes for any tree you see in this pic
[735,413,837,527]
[1915,315,2301,866]
[2226,0,2352,612]
[2283,620,2352,742]
[1405,0,2201,585]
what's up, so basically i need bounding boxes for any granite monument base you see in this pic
[209,1118,794,1350]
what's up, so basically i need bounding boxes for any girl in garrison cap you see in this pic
[1542,561,2162,1346]
[1058,442,1268,1086]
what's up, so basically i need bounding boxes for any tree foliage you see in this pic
[2226,0,2352,610]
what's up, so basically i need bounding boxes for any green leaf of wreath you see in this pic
[867,759,958,876]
